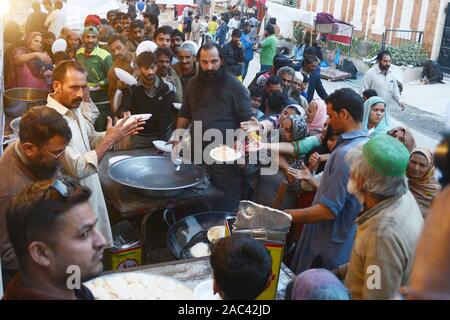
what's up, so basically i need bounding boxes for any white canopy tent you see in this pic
[266,1,316,39]
[65,0,120,31]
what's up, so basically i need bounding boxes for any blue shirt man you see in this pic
[286,88,369,274]
[290,130,368,274]
[240,22,254,80]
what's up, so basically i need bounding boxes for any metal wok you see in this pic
[164,211,236,259]
[108,156,207,198]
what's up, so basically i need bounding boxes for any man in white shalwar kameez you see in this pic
[46,60,143,246]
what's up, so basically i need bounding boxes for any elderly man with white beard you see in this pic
[336,134,424,299]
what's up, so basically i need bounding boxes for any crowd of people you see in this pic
[1,1,449,301]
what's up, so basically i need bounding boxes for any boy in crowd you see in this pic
[210,234,272,300]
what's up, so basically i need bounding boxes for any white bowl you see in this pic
[114,68,138,86]
[118,114,151,127]
[136,40,158,56]
[131,113,152,121]
[194,280,221,300]
[172,103,182,110]
[51,38,67,54]
[153,140,172,153]
[89,86,101,92]
[181,41,200,54]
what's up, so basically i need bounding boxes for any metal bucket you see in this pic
[3,88,49,118]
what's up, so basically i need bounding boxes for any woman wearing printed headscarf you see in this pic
[306,99,327,135]
[279,114,309,172]
[362,96,391,137]
[388,126,416,152]
[407,148,441,218]
[252,114,309,210]
[8,31,53,91]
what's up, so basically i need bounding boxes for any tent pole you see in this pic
[349,27,354,58]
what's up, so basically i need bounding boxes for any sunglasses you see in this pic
[45,149,65,159]
[41,177,83,200]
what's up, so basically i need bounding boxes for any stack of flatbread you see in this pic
[84,273,194,300]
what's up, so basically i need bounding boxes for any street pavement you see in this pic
[243,55,443,150]
[161,11,446,150]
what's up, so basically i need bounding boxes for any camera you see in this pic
[434,131,450,187]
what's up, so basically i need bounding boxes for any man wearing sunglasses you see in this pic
[0,106,72,288]
[46,60,144,251]
[3,178,106,300]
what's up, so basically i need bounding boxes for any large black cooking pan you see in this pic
[108,156,207,198]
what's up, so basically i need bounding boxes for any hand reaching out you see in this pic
[106,114,145,144]
[287,166,313,181]
[35,52,52,65]
[309,152,320,170]
[240,116,261,132]
[117,80,129,90]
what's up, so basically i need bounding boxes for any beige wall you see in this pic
[295,0,448,56]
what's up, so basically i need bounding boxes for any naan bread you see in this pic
[207,226,226,242]
[189,242,210,257]
[212,145,238,161]
[85,273,194,300]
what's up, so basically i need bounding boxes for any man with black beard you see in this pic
[174,43,253,211]
[0,106,72,286]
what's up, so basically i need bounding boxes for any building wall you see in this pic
[295,0,448,57]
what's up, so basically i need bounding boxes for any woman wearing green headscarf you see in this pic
[362,96,391,137]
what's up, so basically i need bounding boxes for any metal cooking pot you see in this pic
[3,88,49,118]
[164,211,236,259]
[108,156,207,198]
